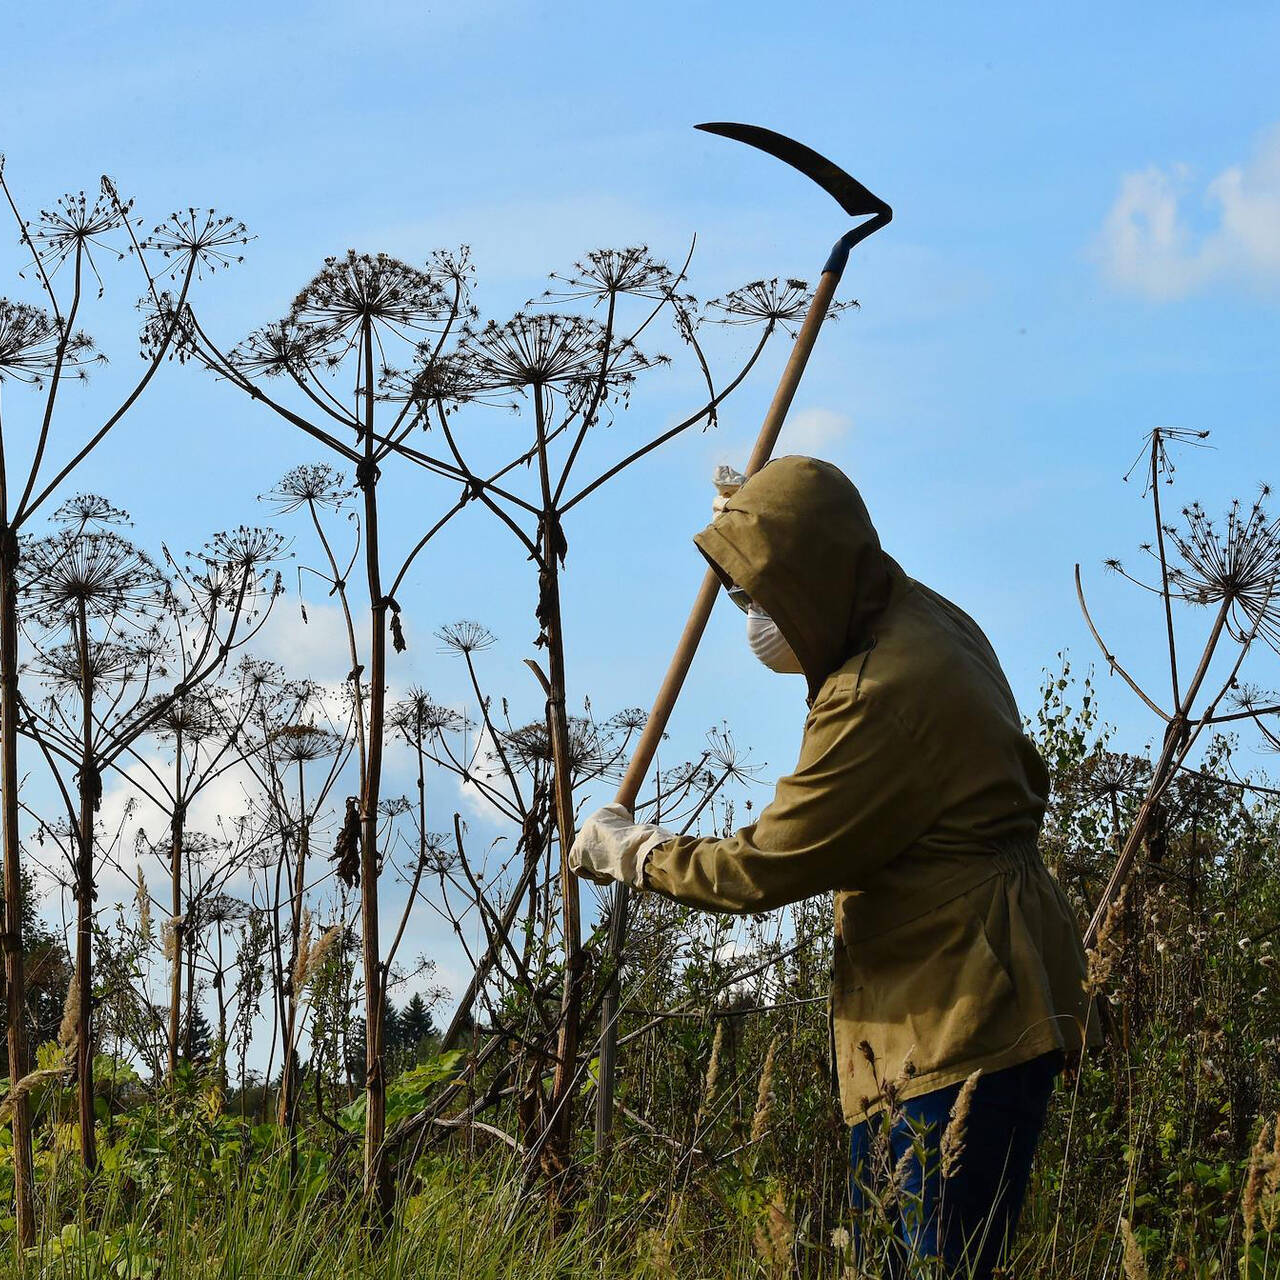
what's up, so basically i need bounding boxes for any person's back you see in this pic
[570,455,1096,1277]
[825,571,1093,1117]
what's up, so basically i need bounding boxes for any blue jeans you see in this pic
[848,1051,1061,1279]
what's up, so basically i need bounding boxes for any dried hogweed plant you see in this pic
[0,159,247,1240]
[164,246,486,1202]
[409,243,832,1168]
[15,496,281,1170]
[1077,429,1280,952]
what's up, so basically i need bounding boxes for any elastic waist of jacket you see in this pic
[839,834,1046,943]
[985,834,1044,875]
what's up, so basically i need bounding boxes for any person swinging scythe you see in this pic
[568,125,1097,1279]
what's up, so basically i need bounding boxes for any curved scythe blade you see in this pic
[696,121,891,219]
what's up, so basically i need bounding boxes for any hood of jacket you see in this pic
[694,455,893,700]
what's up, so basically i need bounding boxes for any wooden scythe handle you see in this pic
[613,264,845,811]
[593,229,878,1162]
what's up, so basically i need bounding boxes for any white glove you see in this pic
[712,464,746,515]
[569,803,673,889]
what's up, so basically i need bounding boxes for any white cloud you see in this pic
[710,406,853,473]
[1095,125,1280,299]
[455,725,518,825]
[779,407,853,453]
[250,599,353,684]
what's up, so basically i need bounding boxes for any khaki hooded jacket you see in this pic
[642,456,1096,1123]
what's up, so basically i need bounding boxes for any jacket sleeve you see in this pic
[642,675,942,914]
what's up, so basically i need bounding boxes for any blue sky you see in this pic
[4,1,1280,1037]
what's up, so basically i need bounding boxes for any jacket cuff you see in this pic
[634,827,674,891]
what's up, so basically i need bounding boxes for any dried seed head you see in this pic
[694,1020,726,1131]
[1166,496,1280,650]
[542,246,676,304]
[270,722,342,765]
[888,1146,917,1212]
[390,687,465,739]
[289,251,451,340]
[58,974,80,1054]
[1244,1116,1276,1245]
[28,184,128,274]
[751,1037,779,1145]
[305,925,343,988]
[941,1069,982,1179]
[20,528,167,624]
[162,915,183,963]
[292,909,313,993]
[1087,880,1131,994]
[52,494,131,531]
[436,620,497,655]
[143,207,251,281]
[1119,1218,1149,1280]
[135,864,152,943]
[460,312,633,393]
[708,278,857,335]
[1265,1114,1280,1232]
[264,463,352,513]
[751,1183,795,1277]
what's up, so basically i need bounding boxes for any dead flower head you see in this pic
[58,974,80,1054]
[708,278,857,335]
[27,181,131,277]
[1164,493,1280,650]
[33,637,163,695]
[231,319,336,379]
[940,1069,982,1179]
[1119,1217,1149,1280]
[20,529,168,626]
[1074,750,1152,804]
[436,620,497,655]
[391,687,465,740]
[289,251,452,343]
[459,312,658,401]
[265,464,353,514]
[1244,1115,1276,1247]
[135,864,152,942]
[143,208,252,280]
[394,349,508,416]
[53,493,131,531]
[502,716,615,778]
[148,690,220,744]
[0,299,100,386]
[137,290,201,365]
[541,247,678,304]
[1086,878,1130,995]
[751,1037,780,1145]
[270,722,343,765]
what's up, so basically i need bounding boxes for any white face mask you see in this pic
[746,605,804,674]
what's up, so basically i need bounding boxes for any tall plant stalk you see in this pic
[418,252,807,1175]
[0,162,246,1239]
[1078,427,1280,948]
[19,505,280,1168]
[179,251,485,1205]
